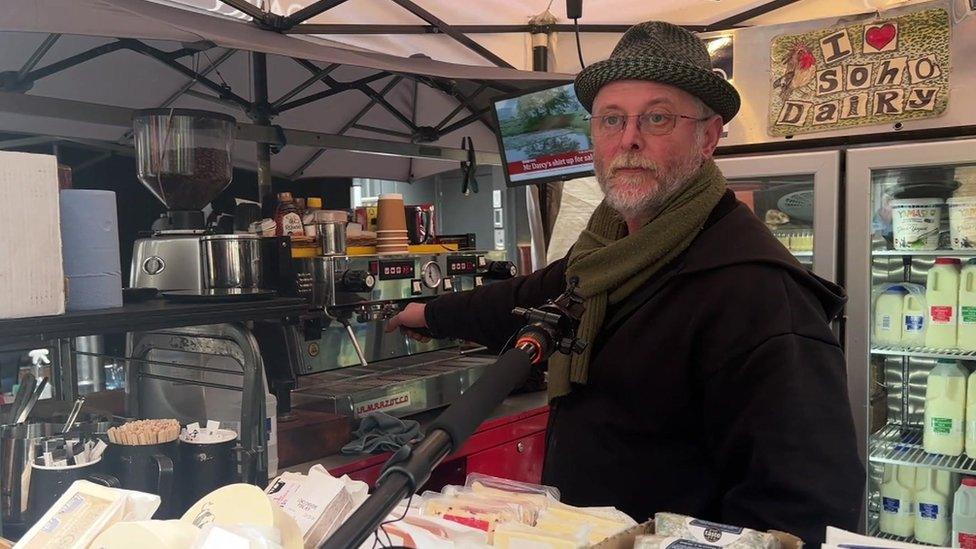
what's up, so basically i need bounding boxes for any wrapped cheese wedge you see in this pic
[654,513,780,549]
[536,503,636,545]
[465,473,560,501]
[181,484,303,549]
[422,495,522,538]
[89,520,200,548]
[493,521,587,549]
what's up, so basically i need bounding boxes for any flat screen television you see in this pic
[490,82,594,187]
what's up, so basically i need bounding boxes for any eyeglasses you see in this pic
[586,111,709,137]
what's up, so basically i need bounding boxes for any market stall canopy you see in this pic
[0,0,571,181]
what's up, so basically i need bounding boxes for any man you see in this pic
[388,21,863,542]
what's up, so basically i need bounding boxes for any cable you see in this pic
[574,17,585,70]
[371,492,415,548]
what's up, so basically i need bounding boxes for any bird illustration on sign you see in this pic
[772,42,817,101]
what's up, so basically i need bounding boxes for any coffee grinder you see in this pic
[129,108,237,292]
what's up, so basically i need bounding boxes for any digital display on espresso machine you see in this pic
[447,255,480,275]
[372,259,416,280]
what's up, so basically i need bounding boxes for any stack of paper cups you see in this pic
[60,189,123,310]
[376,193,409,255]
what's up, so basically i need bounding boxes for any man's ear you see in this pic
[699,116,724,159]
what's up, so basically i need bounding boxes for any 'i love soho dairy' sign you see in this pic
[768,8,950,136]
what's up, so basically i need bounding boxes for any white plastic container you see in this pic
[967,371,976,458]
[876,286,908,346]
[916,467,953,546]
[904,292,928,347]
[880,463,916,537]
[925,359,968,456]
[892,198,944,251]
[927,258,962,349]
[960,260,976,352]
[949,197,976,250]
[953,477,976,547]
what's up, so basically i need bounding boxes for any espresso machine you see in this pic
[291,251,518,418]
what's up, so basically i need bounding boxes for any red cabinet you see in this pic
[328,404,549,490]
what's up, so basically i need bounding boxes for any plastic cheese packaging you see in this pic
[635,535,725,549]
[654,513,780,549]
[465,473,561,501]
[181,483,303,549]
[402,512,490,546]
[422,495,523,535]
[537,503,637,544]
[89,520,200,548]
[14,480,160,549]
[492,521,587,549]
[440,486,546,524]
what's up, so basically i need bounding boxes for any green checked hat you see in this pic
[574,21,741,123]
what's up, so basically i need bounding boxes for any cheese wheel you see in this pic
[180,484,303,549]
[89,520,199,548]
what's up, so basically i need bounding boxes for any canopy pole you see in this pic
[252,51,273,209]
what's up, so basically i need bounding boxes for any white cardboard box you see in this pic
[0,151,64,319]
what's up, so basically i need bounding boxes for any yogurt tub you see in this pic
[948,196,976,250]
[891,198,944,251]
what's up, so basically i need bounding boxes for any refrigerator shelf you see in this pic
[873,250,976,257]
[870,424,976,474]
[866,519,938,546]
[871,344,976,360]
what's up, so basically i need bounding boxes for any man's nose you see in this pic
[618,118,644,151]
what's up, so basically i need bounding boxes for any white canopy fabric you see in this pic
[0,0,922,181]
[0,0,570,181]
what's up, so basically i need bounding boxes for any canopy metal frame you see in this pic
[0,0,801,198]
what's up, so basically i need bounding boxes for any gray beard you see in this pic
[596,145,705,222]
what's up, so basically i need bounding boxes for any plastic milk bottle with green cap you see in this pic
[958,259,976,351]
[925,359,968,456]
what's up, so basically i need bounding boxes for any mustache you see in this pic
[606,153,659,175]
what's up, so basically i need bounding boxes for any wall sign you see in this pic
[768,8,950,136]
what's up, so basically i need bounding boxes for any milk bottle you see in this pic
[927,258,962,349]
[876,286,908,346]
[925,360,968,456]
[881,463,916,537]
[966,370,976,458]
[953,477,976,547]
[904,291,928,347]
[959,260,976,351]
[916,467,953,545]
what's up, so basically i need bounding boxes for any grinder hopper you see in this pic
[133,109,236,230]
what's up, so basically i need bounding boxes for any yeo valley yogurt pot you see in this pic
[891,198,943,251]
[949,196,976,249]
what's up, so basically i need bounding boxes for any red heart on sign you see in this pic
[866,23,897,51]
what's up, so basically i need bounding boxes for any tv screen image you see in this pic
[492,83,594,186]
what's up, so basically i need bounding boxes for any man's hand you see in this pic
[385,302,432,342]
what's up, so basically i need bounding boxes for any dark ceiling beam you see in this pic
[435,83,487,132]
[292,58,418,132]
[286,23,715,34]
[217,0,269,24]
[273,66,391,114]
[281,0,352,29]
[288,76,404,179]
[123,40,252,110]
[17,34,62,79]
[437,106,492,136]
[271,62,340,110]
[703,0,804,31]
[386,0,514,68]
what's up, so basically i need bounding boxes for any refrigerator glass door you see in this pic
[847,138,976,539]
[716,151,840,281]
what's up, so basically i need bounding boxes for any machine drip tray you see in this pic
[292,350,495,418]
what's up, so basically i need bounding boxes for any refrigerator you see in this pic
[715,150,841,282]
[846,137,976,539]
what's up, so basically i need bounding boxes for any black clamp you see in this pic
[270,124,287,155]
[460,136,478,195]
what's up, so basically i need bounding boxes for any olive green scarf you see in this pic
[547,159,727,399]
